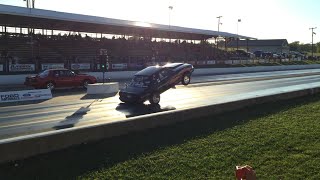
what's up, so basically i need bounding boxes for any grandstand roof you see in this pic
[0,4,255,40]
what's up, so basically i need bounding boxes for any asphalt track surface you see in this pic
[1,69,320,141]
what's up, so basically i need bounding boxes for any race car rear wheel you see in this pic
[182,73,191,85]
[46,82,55,90]
[149,92,160,105]
[83,80,91,89]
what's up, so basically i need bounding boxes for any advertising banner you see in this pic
[71,63,91,70]
[145,62,157,66]
[0,89,52,103]
[241,60,248,64]
[41,63,65,70]
[196,61,207,65]
[112,63,128,70]
[128,63,137,68]
[129,63,144,69]
[232,60,241,65]
[216,60,226,65]
[159,62,168,66]
[0,64,3,71]
[9,64,35,72]
[188,61,196,65]
[224,60,233,65]
[206,60,216,65]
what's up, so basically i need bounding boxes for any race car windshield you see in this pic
[130,76,152,88]
[38,70,50,78]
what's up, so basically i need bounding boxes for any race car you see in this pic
[24,69,97,90]
[119,63,194,104]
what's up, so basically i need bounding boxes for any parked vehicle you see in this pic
[24,69,97,90]
[119,63,194,104]
[253,50,264,58]
[235,50,249,57]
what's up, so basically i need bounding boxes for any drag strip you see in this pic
[1,74,320,140]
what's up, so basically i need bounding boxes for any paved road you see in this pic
[1,70,320,140]
[2,68,320,92]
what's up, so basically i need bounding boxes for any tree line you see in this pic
[289,41,320,54]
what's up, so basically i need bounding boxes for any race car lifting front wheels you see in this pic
[119,63,194,105]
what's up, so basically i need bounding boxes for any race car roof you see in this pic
[135,66,162,76]
[163,63,184,68]
[0,4,255,40]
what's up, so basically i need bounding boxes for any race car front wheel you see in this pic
[149,92,160,104]
[182,73,191,85]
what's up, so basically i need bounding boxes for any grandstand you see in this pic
[0,4,254,73]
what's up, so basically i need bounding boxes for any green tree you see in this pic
[289,41,317,53]
[316,42,320,53]
[289,41,300,51]
[300,43,312,53]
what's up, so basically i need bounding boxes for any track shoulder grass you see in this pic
[79,95,320,179]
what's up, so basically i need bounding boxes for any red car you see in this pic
[24,69,97,90]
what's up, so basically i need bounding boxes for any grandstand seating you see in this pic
[0,33,248,72]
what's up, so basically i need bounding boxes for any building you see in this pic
[227,39,289,54]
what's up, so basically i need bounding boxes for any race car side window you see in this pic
[159,69,170,80]
[151,74,160,84]
[60,70,67,77]
[64,70,74,77]
[38,70,49,78]
[53,70,60,77]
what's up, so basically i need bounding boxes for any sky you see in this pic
[1,0,319,43]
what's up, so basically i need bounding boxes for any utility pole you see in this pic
[217,16,222,32]
[310,27,317,59]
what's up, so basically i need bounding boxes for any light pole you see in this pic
[168,5,173,42]
[23,0,35,8]
[24,0,36,69]
[169,6,173,28]
[237,19,241,50]
[23,0,29,8]
[310,27,317,59]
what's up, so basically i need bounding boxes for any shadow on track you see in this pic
[51,88,87,97]
[81,92,118,100]
[116,103,176,118]
[53,100,97,130]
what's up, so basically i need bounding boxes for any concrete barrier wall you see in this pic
[1,64,320,85]
[1,83,320,163]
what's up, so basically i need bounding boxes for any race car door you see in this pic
[52,70,74,87]
[157,68,173,92]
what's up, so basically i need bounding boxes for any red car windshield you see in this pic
[38,70,50,78]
